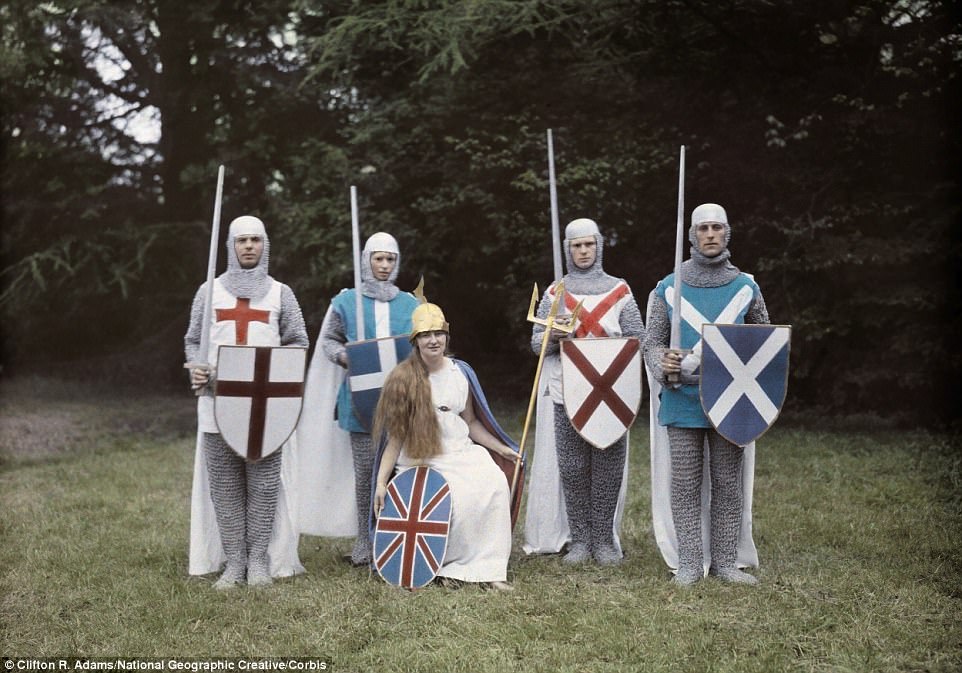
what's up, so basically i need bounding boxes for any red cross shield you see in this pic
[214,345,307,461]
[560,337,642,449]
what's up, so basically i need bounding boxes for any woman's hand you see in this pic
[374,483,388,517]
[494,443,520,462]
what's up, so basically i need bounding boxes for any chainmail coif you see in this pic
[219,215,274,301]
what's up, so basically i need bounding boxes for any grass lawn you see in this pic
[1,376,960,672]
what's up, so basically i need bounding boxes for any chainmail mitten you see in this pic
[643,296,670,384]
[590,435,626,564]
[245,449,282,586]
[667,427,705,585]
[204,433,248,588]
[554,404,591,563]
[350,432,375,565]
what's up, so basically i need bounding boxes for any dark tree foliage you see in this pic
[2,0,959,422]
[1,0,348,377]
[297,0,961,421]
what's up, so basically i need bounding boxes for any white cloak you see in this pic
[521,355,630,555]
[293,308,357,537]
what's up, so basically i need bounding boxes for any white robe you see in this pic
[645,290,758,572]
[396,359,511,582]
[293,312,357,537]
[188,415,304,577]
[521,356,630,555]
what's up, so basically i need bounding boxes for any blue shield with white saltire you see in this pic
[374,466,451,590]
[346,335,413,432]
[700,324,791,447]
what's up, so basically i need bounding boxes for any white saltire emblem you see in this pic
[700,324,791,446]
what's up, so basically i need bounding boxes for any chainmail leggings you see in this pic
[350,432,375,560]
[667,427,744,572]
[203,433,281,575]
[553,404,626,551]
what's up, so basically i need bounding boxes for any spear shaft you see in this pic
[350,185,365,341]
[670,146,686,351]
[197,165,225,365]
[547,129,562,283]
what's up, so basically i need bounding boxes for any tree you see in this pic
[297,0,961,419]
[1,0,350,379]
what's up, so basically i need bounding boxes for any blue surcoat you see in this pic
[331,289,419,432]
[655,273,759,428]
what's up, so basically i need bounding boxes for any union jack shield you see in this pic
[374,466,451,590]
[700,324,791,447]
[560,337,642,449]
[214,345,307,461]
[346,335,413,432]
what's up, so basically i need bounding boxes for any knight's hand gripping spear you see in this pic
[510,281,582,500]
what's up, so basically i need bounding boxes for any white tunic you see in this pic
[396,358,512,582]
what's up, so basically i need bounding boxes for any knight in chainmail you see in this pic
[184,215,308,589]
[530,219,645,566]
[644,203,769,586]
[318,232,419,566]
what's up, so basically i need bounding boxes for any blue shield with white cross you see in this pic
[700,324,791,447]
[346,335,413,432]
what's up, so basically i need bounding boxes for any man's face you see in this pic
[370,251,397,281]
[695,222,725,257]
[569,236,597,270]
[234,235,265,269]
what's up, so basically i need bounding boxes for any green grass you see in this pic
[1,377,960,672]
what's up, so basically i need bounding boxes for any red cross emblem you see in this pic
[216,298,270,344]
[215,347,305,461]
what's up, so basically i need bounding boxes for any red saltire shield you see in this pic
[560,337,642,449]
[214,345,307,461]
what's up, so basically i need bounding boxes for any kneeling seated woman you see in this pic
[373,302,520,591]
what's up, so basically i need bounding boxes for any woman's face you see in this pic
[370,251,397,281]
[416,330,448,361]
